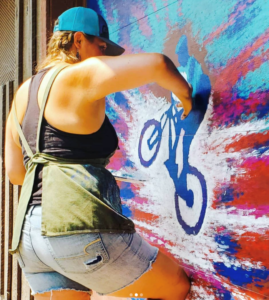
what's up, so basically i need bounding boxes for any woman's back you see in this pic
[12,62,107,148]
[21,66,119,206]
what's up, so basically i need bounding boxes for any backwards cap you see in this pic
[53,7,125,56]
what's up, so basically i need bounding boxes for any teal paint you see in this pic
[235,61,269,99]
[205,0,269,68]
[181,0,238,43]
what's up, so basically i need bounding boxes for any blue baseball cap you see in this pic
[53,7,125,56]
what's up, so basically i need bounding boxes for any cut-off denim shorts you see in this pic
[15,205,159,295]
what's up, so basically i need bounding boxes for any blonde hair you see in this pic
[35,20,94,72]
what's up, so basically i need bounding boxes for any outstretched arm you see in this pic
[66,53,192,118]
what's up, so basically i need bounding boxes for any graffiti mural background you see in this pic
[88,0,269,299]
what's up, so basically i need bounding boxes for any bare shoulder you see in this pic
[14,78,32,123]
[59,58,100,86]
[55,58,107,102]
[15,77,32,103]
[17,77,31,95]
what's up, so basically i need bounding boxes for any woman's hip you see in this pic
[19,205,159,295]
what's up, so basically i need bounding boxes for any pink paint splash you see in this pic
[130,5,153,37]
[210,28,269,127]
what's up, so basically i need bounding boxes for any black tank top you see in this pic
[21,67,119,205]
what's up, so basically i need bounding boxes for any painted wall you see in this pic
[88,1,269,299]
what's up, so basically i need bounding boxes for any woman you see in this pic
[5,6,192,300]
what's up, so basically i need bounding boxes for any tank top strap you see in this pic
[35,64,69,153]
[13,64,69,160]
[21,67,52,157]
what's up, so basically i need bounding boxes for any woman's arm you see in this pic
[5,111,26,185]
[66,53,192,118]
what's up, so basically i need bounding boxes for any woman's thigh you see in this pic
[108,250,190,299]
[34,290,121,300]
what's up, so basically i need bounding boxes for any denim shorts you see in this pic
[15,205,159,295]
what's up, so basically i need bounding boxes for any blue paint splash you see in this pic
[214,262,269,286]
[220,187,235,204]
[215,234,240,255]
[113,92,131,111]
[120,182,135,199]
[214,287,235,300]
[121,204,132,218]
[119,182,135,218]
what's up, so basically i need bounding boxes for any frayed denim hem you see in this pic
[97,247,159,296]
[31,288,92,296]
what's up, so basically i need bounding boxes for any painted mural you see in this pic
[88,0,269,299]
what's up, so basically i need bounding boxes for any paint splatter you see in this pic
[88,0,269,299]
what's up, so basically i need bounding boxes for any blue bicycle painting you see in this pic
[138,36,211,235]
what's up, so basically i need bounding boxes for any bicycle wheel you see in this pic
[138,119,162,167]
[175,166,207,235]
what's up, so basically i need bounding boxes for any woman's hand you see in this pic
[175,83,193,120]
[177,98,192,120]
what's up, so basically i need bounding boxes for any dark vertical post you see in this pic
[6,81,14,300]
[0,84,6,297]
[14,1,24,296]
[16,0,24,88]
[31,0,37,74]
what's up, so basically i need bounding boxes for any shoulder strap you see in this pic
[35,64,69,153]
[12,93,34,158]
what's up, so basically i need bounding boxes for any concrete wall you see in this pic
[88,1,269,299]
[0,0,15,86]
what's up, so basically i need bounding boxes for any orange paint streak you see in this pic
[225,131,269,152]
[236,231,269,269]
[133,209,160,222]
[245,281,269,299]
[233,287,268,300]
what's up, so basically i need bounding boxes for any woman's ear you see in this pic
[74,32,83,49]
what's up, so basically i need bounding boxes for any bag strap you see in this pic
[36,64,69,153]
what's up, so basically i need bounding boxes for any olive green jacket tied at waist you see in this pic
[10,64,135,255]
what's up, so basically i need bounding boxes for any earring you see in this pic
[76,51,80,60]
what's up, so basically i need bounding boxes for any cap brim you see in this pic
[98,37,125,56]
